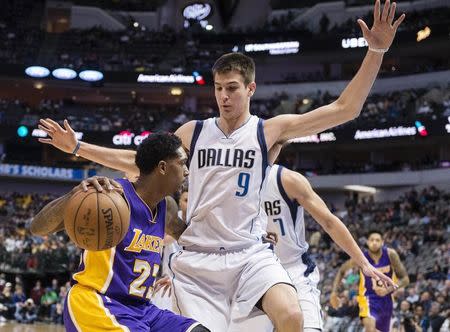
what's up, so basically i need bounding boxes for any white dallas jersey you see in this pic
[262,164,308,266]
[179,115,268,249]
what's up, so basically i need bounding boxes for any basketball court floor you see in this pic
[0,322,64,331]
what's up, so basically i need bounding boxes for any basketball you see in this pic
[64,188,130,251]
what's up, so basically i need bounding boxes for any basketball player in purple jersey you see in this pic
[38,2,404,329]
[331,230,409,332]
[31,133,210,332]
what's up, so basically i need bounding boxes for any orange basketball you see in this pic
[64,188,130,251]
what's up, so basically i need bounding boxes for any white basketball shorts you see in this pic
[228,263,323,331]
[169,243,294,332]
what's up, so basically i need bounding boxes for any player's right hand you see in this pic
[38,118,78,154]
[330,291,340,309]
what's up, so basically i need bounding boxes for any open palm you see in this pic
[357,0,406,50]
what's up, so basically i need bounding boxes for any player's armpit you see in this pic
[388,248,410,288]
[164,196,187,240]
[174,120,197,152]
[30,192,72,236]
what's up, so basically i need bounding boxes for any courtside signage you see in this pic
[341,37,368,49]
[244,41,300,55]
[0,163,91,181]
[137,73,205,84]
[354,126,416,140]
[290,132,337,144]
[112,130,151,146]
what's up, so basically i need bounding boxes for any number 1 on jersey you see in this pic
[274,218,286,236]
[236,172,250,197]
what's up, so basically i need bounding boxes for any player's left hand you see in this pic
[357,0,405,51]
[153,276,172,298]
[361,263,398,290]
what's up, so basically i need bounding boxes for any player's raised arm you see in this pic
[264,0,405,145]
[280,168,397,288]
[39,118,139,175]
[164,196,187,242]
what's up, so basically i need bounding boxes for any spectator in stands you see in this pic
[15,298,37,324]
[39,287,58,320]
[407,287,420,304]
[428,302,446,332]
[426,264,447,281]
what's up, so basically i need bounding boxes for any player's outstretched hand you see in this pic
[153,276,172,298]
[357,0,405,51]
[73,176,123,194]
[38,118,78,153]
[361,263,398,290]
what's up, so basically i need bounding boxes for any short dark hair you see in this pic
[212,53,255,85]
[135,133,182,175]
[367,230,383,239]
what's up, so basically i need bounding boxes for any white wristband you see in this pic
[368,46,389,54]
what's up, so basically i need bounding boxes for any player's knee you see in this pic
[191,324,211,332]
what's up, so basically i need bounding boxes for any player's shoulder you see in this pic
[387,247,399,258]
[278,166,307,187]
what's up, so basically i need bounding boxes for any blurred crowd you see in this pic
[0,192,79,275]
[0,1,448,78]
[308,186,449,331]
[0,185,448,328]
[0,191,77,325]
[1,85,449,132]
[0,275,70,325]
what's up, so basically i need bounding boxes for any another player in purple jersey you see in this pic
[31,133,210,332]
[331,230,410,332]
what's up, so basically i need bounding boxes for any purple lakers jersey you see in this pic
[359,246,394,298]
[72,178,166,303]
[358,247,396,331]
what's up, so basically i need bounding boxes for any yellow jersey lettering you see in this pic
[125,229,163,254]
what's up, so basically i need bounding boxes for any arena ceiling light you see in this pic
[344,185,377,194]
[25,66,50,78]
[79,70,104,82]
[170,87,183,96]
[417,26,431,42]
[52,68,77,80]
[183,3,212,21]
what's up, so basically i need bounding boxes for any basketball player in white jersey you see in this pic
[229,162,380,332]
[38,2,404,330]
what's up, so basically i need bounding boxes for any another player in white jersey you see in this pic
[38,3,404,330]
[230,163,392,332]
